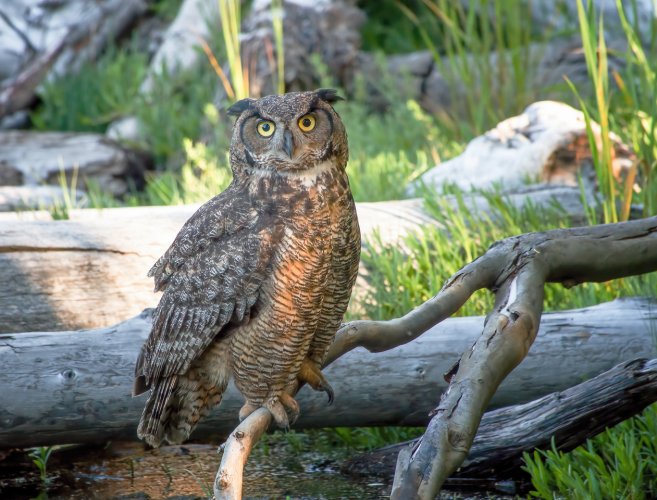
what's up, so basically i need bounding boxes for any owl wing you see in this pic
[133,184,281,395]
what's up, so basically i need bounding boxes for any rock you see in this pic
[106,116,143,142]
[0,131,151,197]
[0,185,87,212]
[0,110,30,130]
[417,101,635,193]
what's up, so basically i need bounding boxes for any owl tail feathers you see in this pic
[137,375,224,448]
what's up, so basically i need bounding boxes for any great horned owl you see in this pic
[133,89,361,447]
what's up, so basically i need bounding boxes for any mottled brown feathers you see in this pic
[134,90,360,446]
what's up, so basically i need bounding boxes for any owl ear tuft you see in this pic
[227,98,255,117]
[315,88,344,104]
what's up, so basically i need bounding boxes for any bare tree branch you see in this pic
[344,358,657,485]
[390,216,657,499]
[0,9,37,55]
[214,408,272,500]
[213,216,657,499]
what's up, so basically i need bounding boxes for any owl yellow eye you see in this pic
[257,120,275,137]
[298,114,316,132]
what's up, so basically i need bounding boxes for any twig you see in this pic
[0,9,37,54]
[214,408,272,499]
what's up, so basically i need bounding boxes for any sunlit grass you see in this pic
[31,46,147,133]
[524,404,657,499]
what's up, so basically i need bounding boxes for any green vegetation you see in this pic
[361,187,656,322]
[24,0,657,497]
[31,47,147,133]
[399,0,541,138]
[28,446,53,489]
[524,405,657,499]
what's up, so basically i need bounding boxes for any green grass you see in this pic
[524,404,657,499]
[396,0,551,139]
[31,46,147,133]
[361,186,657,321]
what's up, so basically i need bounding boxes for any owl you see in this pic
[133,89,361,447]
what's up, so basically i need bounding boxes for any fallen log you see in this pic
[0,298,655,449]
[0,200,433,333]
[343,358,657,489]
[0,0,147,118]
[0,187,588,334]
[416,100,634,194]
[0,131,151,197]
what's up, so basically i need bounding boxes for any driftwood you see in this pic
[218,216,657,499]
[0,0,147,118]
[416,100,634,194]
[0,200,432,333]
[0,299,654,449]
[0,131,150,197]
[0,186,87,212]
[344,358,657,489]
[0,187,587,333]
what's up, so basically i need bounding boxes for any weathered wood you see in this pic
[0,131,150,197]
[416,100,634,194]
[0,186,86,212]
[0,298,654,449]
[344,358,657,485]
[0,0,147,117]
[0,187,588,334]
[383,216,657,499]
[0,200,432,333]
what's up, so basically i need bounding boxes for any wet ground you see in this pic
[0,438,389,499]
[0,437,516,499]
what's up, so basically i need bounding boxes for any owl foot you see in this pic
[238,401,259,422]
[298,359,334,405]
[264,393,300,431]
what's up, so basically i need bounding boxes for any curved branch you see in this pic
[324,252,502,365]
[214,408,272,499]
[390,216,657,499]
[214,216,657,499]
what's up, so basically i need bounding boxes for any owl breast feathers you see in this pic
[133,89,361,447]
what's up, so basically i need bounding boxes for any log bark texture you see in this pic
[344,358,657,485]
[0,299,654,449]
[0,131,150,197]
[0,187,587,333]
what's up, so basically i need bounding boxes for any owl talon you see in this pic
[279,392,300,425]
[298,359,335,405]
[324,383,335,405]
[238,402,259,422]
[262,396,290,430]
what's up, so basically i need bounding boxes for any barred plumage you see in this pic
[133,90,360,446]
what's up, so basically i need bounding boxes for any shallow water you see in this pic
[0,435,516,499]
[0,439,389,499]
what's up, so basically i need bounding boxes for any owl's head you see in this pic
[227,89,347,176]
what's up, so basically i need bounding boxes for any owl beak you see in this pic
[283,129,294,158]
